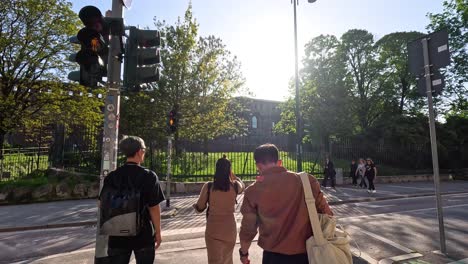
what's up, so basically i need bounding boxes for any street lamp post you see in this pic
[292,0,316,172]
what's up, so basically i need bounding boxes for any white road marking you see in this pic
[448,258,468,264]
[358,204,397,208]
[378,253,423,264]
[351,246,378,264]
[383,185,434,191]
[339,204,468,223]
[348,226,414,253]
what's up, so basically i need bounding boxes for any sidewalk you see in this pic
[1,181,467,233]
[12,236,371,264]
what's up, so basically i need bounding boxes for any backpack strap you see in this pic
[233,182,239,204]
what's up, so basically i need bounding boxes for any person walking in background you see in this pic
[193,155,245,264]
[322,156,336,190]
[350,159,358,186]
[357,158,367,189]
[365,158,377,193]
[239,144,333,264]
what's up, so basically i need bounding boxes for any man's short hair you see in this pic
[254,144,279,164]
[119,136,146,157]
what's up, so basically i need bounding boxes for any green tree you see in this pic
[375,32,426,115]
[301,35,353,142]
[339,29,386,131]
[428,0,468,108]
[121,4,247,148]
[0,0,104,150]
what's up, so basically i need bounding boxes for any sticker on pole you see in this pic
[108,113,116,121]
[437,44,448,53]
[432,79,442,86]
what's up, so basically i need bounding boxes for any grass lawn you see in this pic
[146,151,326,182]
[1,153,49,180]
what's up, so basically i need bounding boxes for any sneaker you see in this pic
[372,190,376,193]
[367,189,371,193]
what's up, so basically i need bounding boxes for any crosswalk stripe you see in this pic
[448,258,468,264]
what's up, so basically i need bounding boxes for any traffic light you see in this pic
[68,6,108,88]
[124,26,162,92]
[168,109,178,134]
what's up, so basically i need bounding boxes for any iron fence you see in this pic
[2,122,443,183]
[0,147,50,181]
[142,149,325,182]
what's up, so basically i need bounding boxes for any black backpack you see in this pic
[99,171,144,236]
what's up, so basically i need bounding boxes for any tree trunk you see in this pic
[0,130,5,179]
[202,138,208,155]
[399,78,408,114]
[0,130,5,154]
[323,134,331,159]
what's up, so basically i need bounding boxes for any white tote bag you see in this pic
[299,172,353,264]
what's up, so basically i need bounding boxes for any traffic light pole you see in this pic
[422,37,446,254]
[292,0,303,172]
[94,0,123,262]
[166,136,173,208]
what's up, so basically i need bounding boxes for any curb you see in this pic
[0,211,177,233]
[0,221,97,233]
[1,191,466,233]
[328,191,468,205]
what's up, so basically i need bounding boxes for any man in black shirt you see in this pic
[322,156,336,189]
[101,136,165,264]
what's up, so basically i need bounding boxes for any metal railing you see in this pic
[0,147,50,181]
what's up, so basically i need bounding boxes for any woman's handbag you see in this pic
[299,172,353,264]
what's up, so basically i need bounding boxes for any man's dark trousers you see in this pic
[108,246,155,264]
[322,173,336,187]
[263,251,308,264]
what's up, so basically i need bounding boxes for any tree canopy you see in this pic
[0,0,104,149]
[120,4,248,146]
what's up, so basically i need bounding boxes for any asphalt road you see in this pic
[2,193,468,264]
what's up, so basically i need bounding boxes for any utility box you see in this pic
[335,168,343,185]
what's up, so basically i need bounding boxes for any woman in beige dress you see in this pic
[193,155,245,264]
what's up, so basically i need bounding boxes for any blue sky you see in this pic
[70,0,445,101]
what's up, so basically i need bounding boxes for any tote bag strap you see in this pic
[299,172,327,245]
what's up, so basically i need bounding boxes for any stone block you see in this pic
[175,183,186,193]
[56,182,71,198]
[73,183,87,197]
[32,184,54,199]
[87,183,100,198]
[0,189,10,202]
[13,186,33,201]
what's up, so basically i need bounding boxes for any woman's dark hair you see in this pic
[213,154,231,192]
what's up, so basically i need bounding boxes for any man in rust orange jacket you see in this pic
[239,144,333,264]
